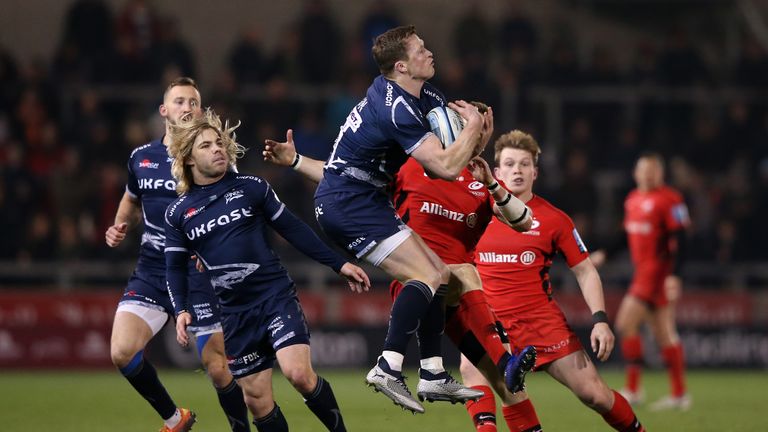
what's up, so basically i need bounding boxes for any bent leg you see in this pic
[378,233,449,370]
[111,310,180,421]
[546,351,644,431]
[277,344,345,431]
[461,355,542,432]
[238,369,288,432]
[199,331,250,431]
[448,264,512,370]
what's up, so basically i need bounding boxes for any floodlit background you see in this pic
[0,0,766,430]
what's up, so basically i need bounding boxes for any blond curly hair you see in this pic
[167,108,245,194]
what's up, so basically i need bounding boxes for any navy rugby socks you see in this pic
[217,379,251,432]
[253,403,289,432]
[384,280,434,357]
[303,376,346,432]
[119,351,176,420]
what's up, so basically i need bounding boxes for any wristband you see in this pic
[486,181,500,192]
[290,153,303,170]
[592,310,609,325]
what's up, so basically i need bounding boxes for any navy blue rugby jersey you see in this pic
[164,171,346,313]
[315,75,447,195]
[126,139,179,271]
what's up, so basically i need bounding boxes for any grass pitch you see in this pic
[0,369,764,431]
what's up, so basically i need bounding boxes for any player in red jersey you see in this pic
[462,130,645,432]
[263,114,539,428]
[592,152,691,411]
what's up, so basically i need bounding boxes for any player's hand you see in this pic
[175,311,192,347]
[591,322,615,361]
[105,222,128,247]
[664,274,682,303]
[263,129,297,167]
[449,100,483,133]
[475,104,494,156]
[339,262,371,293]
[590,250,606,268]
[467,156,494,185]
[190,255,205,272]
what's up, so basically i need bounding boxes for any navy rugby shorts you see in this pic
[222,294,310,378]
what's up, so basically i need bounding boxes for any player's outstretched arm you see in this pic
[105,192,141,247]
[467,156,532,232]
[339,262,371,293]
[264,129,324,183]
[571,259,614,361]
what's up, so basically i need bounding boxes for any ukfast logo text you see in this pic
[186,207,253,240]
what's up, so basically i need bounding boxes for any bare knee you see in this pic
[203,355,233,388]
[282,366,317,394]
[614,312,638,337]
[110,342,140,369]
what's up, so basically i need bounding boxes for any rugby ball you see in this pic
[427,106,465,148]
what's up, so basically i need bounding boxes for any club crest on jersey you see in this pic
[225,189,244,204]
[641,199,654,213]
[468,181,484,190]
[139,159,160,169]
[466,213,478,228]
[522,217,541,236]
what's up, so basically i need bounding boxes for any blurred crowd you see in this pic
[1,0,767,267]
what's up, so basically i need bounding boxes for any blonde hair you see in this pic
[494,130,541,166]
[167,108,244,194]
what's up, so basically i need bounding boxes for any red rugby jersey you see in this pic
[623,185,689,266]
[393,158,494,264]
[474,195,589,315]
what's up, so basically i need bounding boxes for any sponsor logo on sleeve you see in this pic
[139,159,160,169]
[572,228,588,253]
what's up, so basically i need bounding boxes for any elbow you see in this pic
[427,166,459,181]
[511,215,533,232]
[438,165,463,180]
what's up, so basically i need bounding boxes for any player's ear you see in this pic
[494,166,501,177]
[532,166,539,181]
[159,104,168,117]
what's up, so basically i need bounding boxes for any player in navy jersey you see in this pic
[105,77,248,432]
[287,25,535,414]
[164,109,370,432]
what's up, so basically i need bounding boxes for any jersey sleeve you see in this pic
[163,201,190,315]
[125,157,140,198]
[251,178,346,273]
[554,213,590,268]
[383,98,432,155]
[663,192,690,232]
